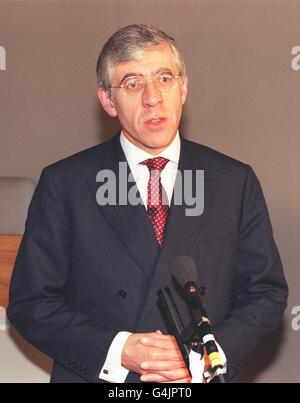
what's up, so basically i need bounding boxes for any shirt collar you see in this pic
[120,131,181,166]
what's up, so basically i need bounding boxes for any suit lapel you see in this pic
[86,134,159,277]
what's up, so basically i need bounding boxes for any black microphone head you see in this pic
[173,256,197,288]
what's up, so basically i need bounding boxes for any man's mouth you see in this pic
[144,117,167,127]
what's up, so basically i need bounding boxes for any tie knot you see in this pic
[141,157,169,172]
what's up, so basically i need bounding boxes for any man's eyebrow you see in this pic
[119,68,174,85]
[154,67,174,75]
[119,72,143,85]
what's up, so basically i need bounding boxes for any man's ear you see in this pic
[97,88,118,117]
[180,74,188,105]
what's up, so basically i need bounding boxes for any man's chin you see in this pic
[142,140,173,154]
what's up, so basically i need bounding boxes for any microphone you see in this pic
[173,256,226,383]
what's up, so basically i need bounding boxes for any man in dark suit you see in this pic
[8,24,288,383]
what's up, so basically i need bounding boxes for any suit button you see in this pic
[118,289,127,298]
[199,286,206,295]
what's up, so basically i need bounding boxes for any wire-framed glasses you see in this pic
[108,71,181,97]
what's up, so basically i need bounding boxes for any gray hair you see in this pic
[96,24,186,89]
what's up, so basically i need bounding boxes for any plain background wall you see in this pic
[0,0,299,382]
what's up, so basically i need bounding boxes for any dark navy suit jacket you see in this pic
[7,134,288,382]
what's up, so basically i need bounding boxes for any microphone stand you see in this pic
[184,287,226,383]
[158,286,226,383]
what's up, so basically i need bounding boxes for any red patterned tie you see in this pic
[141,157,170,247]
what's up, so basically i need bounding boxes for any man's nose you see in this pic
[142,80,163,107]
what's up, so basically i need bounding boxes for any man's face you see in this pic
[98,44,188,155]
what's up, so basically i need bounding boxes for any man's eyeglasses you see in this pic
[108,72,181,97]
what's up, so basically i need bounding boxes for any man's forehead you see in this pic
[111,44,177,77]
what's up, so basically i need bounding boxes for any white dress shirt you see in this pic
[99,132,180,383]
[120,131,180,209]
